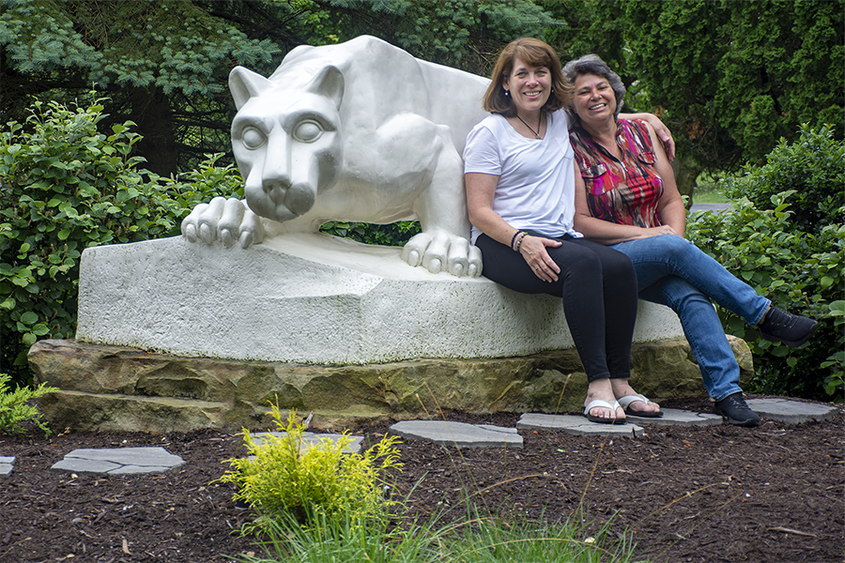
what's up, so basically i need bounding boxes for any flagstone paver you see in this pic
[0,456,14,477]
[251,432,364,454]
[389,421,523,448]
[517,414,645,437]
[51,446,185,475]
[624,408,723,426]
[746,398,838,424]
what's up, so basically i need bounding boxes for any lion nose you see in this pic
[262,133,292,193]
[262,175,290,194]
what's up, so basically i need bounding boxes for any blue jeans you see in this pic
[611,235,770,401]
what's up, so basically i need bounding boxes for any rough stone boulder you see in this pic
[30,336,753,433]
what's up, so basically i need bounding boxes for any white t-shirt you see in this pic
[463,109,583,244]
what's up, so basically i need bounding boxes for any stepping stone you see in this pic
[51,447,185,475]
[389,421,523,448]
[0,456,14,477]
[624,408,722,426]
[250,432,364,455]
[517,414,645,438]
[747,398,839,424]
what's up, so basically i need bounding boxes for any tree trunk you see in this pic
[128,86,177,177]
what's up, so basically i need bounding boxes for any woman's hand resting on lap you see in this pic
[518,235,562,282]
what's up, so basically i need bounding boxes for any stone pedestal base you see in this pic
[75,234,685,364]
[56,234,755,432]
[29,337,753,433]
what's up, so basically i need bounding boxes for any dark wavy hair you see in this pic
[562,54,627,122]
[482,37,572,117]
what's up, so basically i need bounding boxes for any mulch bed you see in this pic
[1,395,842,563]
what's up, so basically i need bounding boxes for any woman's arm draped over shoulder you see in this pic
[619,112,675,161]
[645,121,685,236]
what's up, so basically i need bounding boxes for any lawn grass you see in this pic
[692,186,732,204]
[691,172,734,204]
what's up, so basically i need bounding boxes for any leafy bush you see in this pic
[320,219,421,247]
[0,372,57,436]
[217,406,403,537]
[687,126,844,401]
[0,98,243,385]
[721,123,844,233]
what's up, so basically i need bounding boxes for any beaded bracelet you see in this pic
[510,230,523,251]
[514,232,528,252]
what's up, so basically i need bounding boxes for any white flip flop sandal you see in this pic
[583,399,626,424]
[618,393,664,418]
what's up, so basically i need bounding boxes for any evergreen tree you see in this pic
[623,0,844,172]
[0,0,291,174]
[1,0,559,175]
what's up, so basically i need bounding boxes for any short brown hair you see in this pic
[482,37,573,117]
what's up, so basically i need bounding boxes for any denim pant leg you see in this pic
[612,235,770,325]
[640,277,743,401]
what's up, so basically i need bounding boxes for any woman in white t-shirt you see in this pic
[464,37,668,424]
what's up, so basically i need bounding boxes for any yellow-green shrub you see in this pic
[0,372,57,436]
[217,407,403,536]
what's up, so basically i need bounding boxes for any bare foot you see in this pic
[584,379,625,421]
[610,379,661,415]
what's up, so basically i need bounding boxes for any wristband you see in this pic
[514,232,528,252]
[510,230,522,251]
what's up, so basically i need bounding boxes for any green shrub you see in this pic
[687,125,845,401]
[721,123,844,233]
[216,406,403,537]
[690,197,843,400]
[320,219,422,247]
[0,98,242,385]
[0,372,58,436]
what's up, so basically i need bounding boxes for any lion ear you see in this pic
[306,65,344,110]
[229,66,273,110]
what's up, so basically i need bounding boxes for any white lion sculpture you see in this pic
[181,35,491,277]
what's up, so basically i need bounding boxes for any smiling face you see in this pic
[502,56,552,119]
[573,73,617,127]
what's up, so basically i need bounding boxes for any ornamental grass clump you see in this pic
[217,406,403,537]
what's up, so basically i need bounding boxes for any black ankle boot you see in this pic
[758,307,819,347]
[714,393,761,427]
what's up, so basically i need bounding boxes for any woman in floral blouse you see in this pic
[565,54,818,427]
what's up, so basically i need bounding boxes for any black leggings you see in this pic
[477,233,638,383]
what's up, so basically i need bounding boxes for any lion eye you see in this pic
[293,120,323,143]
[241,127,266,150]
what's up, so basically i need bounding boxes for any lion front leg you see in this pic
[398,123,482,278]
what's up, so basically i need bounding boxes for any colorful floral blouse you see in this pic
[569,119,664,228]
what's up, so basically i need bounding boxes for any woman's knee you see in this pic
[605,250,636,280]
[548,243,603,278]
[660,234,700,262]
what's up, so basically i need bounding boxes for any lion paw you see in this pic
[401,232,482,278]
[181,197,264,249]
